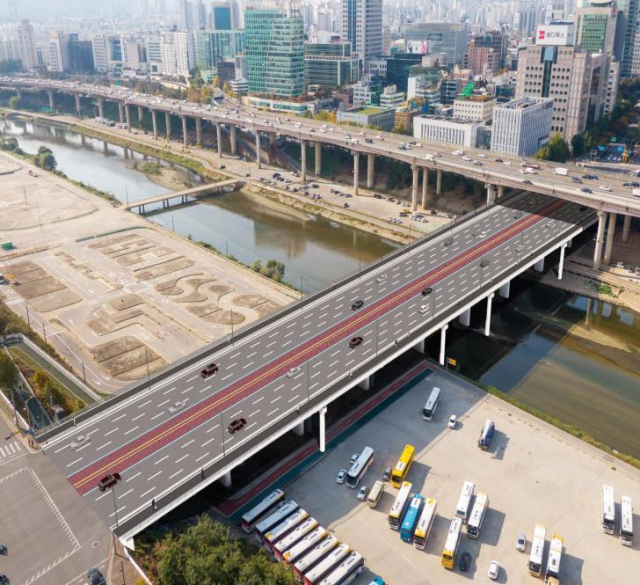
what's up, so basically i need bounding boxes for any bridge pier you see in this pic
[413,338,425,353]
[422,169,429,210]
[497,185,504,199]
[219,471,232,488]
[558,243,567,280]
[315,142,322,175]
[534,257,545,273]
[230,124,237,155]
[195,117,202,146]
[486,184,496,205]
[593,210,606,269]
[47,90,55,110]
[15,88,21,99]
[137,105,144,128]
[319,407,327,452]
[367,154,375,189]
[301,139,307,181]
[499,281,510,299]
[255,131,262,169]
[622,215,631,243]
[436,169,443,196]
[181,116,188,148]
[216,123,223,156]
[459,308,471,327]
[411,166,420,212]
[118,102,124,123]
[151,110,158,139]
[603,212,617,266]
[293,421,305,436]
[358,375,373,390]
[439,324,448,365]
[74,94,81,116]
[125,104,131,132]
[165,111,171,138]
[97,97,104,118]
[484,293,494,337]
[353,152,360,196]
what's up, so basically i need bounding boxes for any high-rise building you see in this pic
[146,35,163,75]
[211,2,233,30]
[575,0,617,55]
[304,41,360,89]
[17,20,38,71]
[341,0,382,69]
[464,30,507,77]
[47,31,70,73]
[68,35,94,73]
[491,97,554,157]
[404,22,469,65]
[245,7,305,99]
[91,34,110,73]
[175,30,195,77]
[196,29,245,74]
[614,0,639,76]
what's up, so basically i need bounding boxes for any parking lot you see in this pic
[285,368,640,584]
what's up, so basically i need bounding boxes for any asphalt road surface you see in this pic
[42,191,592,529]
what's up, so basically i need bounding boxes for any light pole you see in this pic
[111,484,119,528]
[230,309,235,342]
[145,349,150,390]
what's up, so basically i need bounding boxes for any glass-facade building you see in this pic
[196,29,245,72]
[245,8,305,98]
[304,42,360,89]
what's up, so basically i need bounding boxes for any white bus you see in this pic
[346,446,374,489]
[466,492,489,539]
[264,509,309,552]
[441,517,463,569]
[274,517,319,560]
[529,523,547,577]
[293,535,339,582]
[366,480,385,508]
[544,534,563,585]
[319,552,365,585]
[283,527,328,566]
[388,481,413,530]
[303,543,351,585]
[413,497,437,550]
[422,387,441,421]
[254,500,299,542]
[455,481,475,523]
[241,489,286,533]
[620,496,633,546]
[602,484,615,534]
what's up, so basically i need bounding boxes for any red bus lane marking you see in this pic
[70,200,565,494]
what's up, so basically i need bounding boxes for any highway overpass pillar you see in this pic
[422,169,429,210]
[137,105,144,128]
[593,210,606,270]
[118,102,124,123]
[439,324,448,365]
[558,243,567,280]
[436,169,443,196]
[301,139,307,181]
[181,116,188,148]
[459,308,471,327]
[165,111,171,138]
[413,338,425,353]
[216,123,223,155]
[499,281,510,299]
[220,471,232,488]
[411,166,419,212]
[151,109,158,139]
[622,214,631,243]
[230,124,237,154]
[497,185,504,199]
[47,90,54,109]
[484,293,494,337]
[534,257,545,273]
[319,407,327,452]
[97,98,104,119]
[353,152,360,196]
[125,104,131,132]
[74,94,81,116]
[195,117,202,146]
[358,375,372,390]
[486,184,496,205]
[604,212,617,266]
[256,131,262,169]
[293,421,305,436]
[367,154,375,188]
[15,88,21,99]
[315,142,322,175]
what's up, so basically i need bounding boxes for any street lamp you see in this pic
[111,484,119,528]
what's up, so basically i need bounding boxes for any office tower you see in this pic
[305,41,361,88]
[47,31,70,73]
[341,0,383,69]
[614,0,639,76]
[17,20,38,71]
[404,22,469,65]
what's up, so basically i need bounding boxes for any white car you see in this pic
[168,400,185,414]
[462,156,472,161]
[599,185,612,192]
[357,485,369,501]
[478,153,486,158]
[336,469,347,484]
[516,532,526,552]
[70,434,90,451]
[286,367,301,378]
[350,452,359,465]
[487,561,500,580]
[448,415,457,429]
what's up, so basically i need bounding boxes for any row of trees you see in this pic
[251,259,286,283]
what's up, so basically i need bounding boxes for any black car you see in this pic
[349,336,364,349]
[480,259,490,268]
[227,418,247,434]
[443,237,453,247]
[351,300,364,310]
[523,179,533,185]
[421,287,433,296]
[459,551,472,572]
[571,176,582,183]
[581,187,593,193]
[98,473,121,492]
[87,568,106,585]
[494,158,503,163]
[200,363,219,378]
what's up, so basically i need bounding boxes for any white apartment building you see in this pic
[413,115,482,147]
[47,31,70,73]
[491,97,553,157]
[17,20,38,71]
[91,34,110,73]
[160,39,177,77]
[452,95,497,124]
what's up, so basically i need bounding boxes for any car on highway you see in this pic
[581,187,593,193]
[70,434,90,451]
[168,401,186,414]
[350,452,359,465]
[583,174,598,180]
[201,363,219,378]
[516,532,527,552]
[336,469,347,484]
[87,568,106,585]
[473,160,482,166]
[351,300,364,310]
[487,560,501,580]
[480,259,490,268]
[349,336,364,349]
[357,485,369,501]
[572,176,582,183]
[462,155,472,161]
[227,418,247,434]
[376,274,387,283]
[98,473,122,492]
[443,237,453,247]
[494,158,503,163]
[599,185,612,192]
[286,366,301,378]
[448,415,457,429]
[459,551,471,572]
[421,286,433,295]
[523,179,533,185]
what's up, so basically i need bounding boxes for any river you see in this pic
[3,117,640,459]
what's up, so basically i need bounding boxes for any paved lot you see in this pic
[285,367,640,585]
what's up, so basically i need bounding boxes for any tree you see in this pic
[534,134,570,163]
[0,351,18,391]
[0,137,19,152]
[8,95,21,109]
[35,146,57,171]
[571,134,586,158]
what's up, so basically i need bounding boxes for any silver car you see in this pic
[168,401,186,414]
[70,434,90,451]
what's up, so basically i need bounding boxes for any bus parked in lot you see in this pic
[422,387,441,421]
[254,500,299,543]
[283,525,328,566]
[529,524,547,576]
[241,489,286,533]
[466,492,489,539]
[293,535,338,582]
[319,552,365,585]
[264,509,309,552]
[400,494,425,543]
[388,481,413,530]
[455,481,475,523]
[366,480,385,508]
[303,543,351,585]
[477,419,495,450]
[391,444,415,488]
[602,485,615,534]
[620,496,634,546]
[274,517,319,560]
[414,497,437,550]
[544,534,563,585]
[441,517,463,569]
[346,447,374,489]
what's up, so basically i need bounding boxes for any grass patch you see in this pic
[138,161,162,176]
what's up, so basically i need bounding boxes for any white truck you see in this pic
[633,188,640,197]
[554,167,569,176]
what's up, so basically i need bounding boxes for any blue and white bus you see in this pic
[254,500,299,543]
[477,419,495,450]
[400,494,424,543]
[346,446,374,489]
[319,552,365,585]
[241,489,286,533]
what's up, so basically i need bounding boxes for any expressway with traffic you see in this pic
[41,190,594,540]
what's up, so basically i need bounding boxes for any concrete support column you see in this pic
[411,166,419,212]
[118,102,124,123]
[486,184,496,205]
[151,110,158,139]
[534,257,545,273]
[484,293,494,337]
[15,88,21,99]
[219,471,232,488]
[604,212,617,266]
[216,123,223,156]
[230,124,237,155]
[137,105,144,128]
[47,90,54,109]
[439,324,448,366]
[315,142,322,175]
[413,338,425,354]
[165,111,171,138]
[181,116,188,147]
[97,98,104,119]
[459,308,471,327]
[436,169,443,196]
[499,281,510,299]
[498,185,504,199]
[255,132,262,169]
[301,139,307,182]
[358,376,372,391]
[74,94,81,116]
[319,407,327,453]
[195,117,202,146]
[558,244,567,280]
[125,104,131,132]
[422,168,429,210]
[367,154,375,189]
[622,215,631,243]
[593,210,606,270]
[293,421,305,436]
[353,152,360,196]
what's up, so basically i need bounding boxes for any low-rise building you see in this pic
[353,79,383,106]
[337,105,396,131]
[379,84,405,109]
[413,115,483,147]
[453,94,497,124]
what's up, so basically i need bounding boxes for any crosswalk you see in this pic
[0,440,23,460]
[1,296,22,307]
